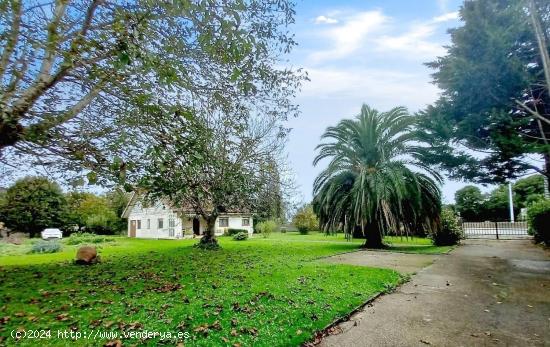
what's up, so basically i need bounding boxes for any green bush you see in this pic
[430,209,463,246]
[232,232,248,241]
[30,240,62,254]
[226,228,247,236]
[65,232,114,245]
[255,220,277,238]
[292,205,319,234]
[527,199,550,245]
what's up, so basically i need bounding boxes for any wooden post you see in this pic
[495,222,499,240]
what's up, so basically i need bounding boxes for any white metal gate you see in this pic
[462,221,529,239]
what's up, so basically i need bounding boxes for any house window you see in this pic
[168,216,175,237]
[137,220,142,229]
[242,218,250,227]
[147,219,150,229]
[219,218,229,227]
[158,218,164,229]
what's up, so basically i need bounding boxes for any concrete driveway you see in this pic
[319,239,550,347]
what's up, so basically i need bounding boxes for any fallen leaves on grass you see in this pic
[104,339,122,347]
[152,283,182,293]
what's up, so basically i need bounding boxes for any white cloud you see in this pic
[374,23,448,58]
[300,67,440,111]
[308,11,388,63]
[433,11,459,23]
[306,9,453,64]
[314,15,338,25]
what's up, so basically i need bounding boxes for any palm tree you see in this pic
[313,104,442,248]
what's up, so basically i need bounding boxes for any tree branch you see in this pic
[515,100,550,126]
[0,0,22,79]
[37,0,69,81]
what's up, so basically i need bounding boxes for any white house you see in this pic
[121,192,254,239]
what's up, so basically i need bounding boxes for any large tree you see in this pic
[139,110,287,248]
[419,0,550,184]
[0,176,66,237]
[65,191,121,234]
[513,174,546,206]
[313,105,442,248]
[0,0,304,187]
[454,185,485,221]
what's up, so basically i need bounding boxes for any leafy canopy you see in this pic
[419,0,550,183]
[0,0,304,187]
[0,176,66,236]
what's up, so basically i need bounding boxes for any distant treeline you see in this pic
[0,176,128,237]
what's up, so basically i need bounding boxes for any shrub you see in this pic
[232,232,248,241]
[430,209,463,246]
[527,199,550,245]
[66,232,114,245]
[226,228,247,236]
[30,240,62,254]
[292,205,319,234]
[255,220,277,238]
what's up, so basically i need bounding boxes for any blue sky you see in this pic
[284,0,475,204]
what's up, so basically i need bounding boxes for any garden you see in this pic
[0,232,451,346]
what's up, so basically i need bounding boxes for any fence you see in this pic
[462,221,529,239]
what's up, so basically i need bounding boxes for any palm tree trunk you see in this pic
[363,221,384,248]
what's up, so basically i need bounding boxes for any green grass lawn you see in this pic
[253,232,453,254]
[0,233,451,346]
[0,236,403,346]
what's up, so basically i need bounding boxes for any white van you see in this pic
[41,228,63,240]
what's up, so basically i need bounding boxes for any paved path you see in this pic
[320,239,550,347]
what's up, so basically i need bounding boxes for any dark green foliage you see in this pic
[313,105,442,248]
[232,232,249,241]
[419,0,550,183]
[455,186,485,221]
[430,209,463,246]
[513,175,545,208]
[64,193,120,235]
[455,175,546,221]
[527,199,550,244]
[0,177,66,237]
[30,240,62,254]
[226,228,248,236]
[105,190,130,233]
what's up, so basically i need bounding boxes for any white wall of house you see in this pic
[214,215,253,235]
[127,201,183,239]
[126,199,253,239]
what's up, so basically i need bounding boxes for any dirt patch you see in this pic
[322,249,440,274]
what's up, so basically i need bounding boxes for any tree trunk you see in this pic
[363,221,385,249]
[196,214,219,249]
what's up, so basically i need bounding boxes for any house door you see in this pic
[193,218,200,235]
[130,220,136,237]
